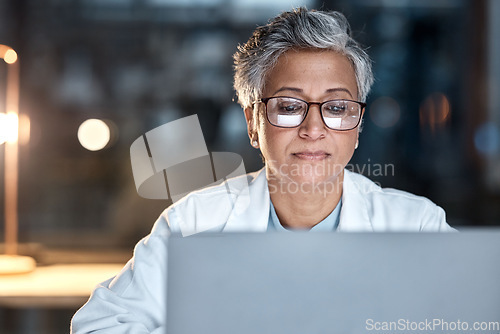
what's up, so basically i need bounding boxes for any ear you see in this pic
[244,106,257,142]
[355,117,363,149]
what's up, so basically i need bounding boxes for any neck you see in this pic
[268,170,343,230]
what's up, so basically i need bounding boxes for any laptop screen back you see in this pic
[167,231,500,334]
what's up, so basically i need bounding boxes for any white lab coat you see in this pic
[70,168,453,333]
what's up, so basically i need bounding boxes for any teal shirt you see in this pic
[267,199,342,232]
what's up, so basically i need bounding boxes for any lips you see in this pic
[292,151,331,161]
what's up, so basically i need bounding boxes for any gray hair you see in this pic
[233,8,374,109]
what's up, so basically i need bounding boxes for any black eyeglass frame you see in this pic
[254,96,367,131]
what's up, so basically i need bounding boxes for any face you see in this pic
[245,49,362,192]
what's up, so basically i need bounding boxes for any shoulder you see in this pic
[153,169,266,236]
[346,169,435,207]
[343,170,453,231]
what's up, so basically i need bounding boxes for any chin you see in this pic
[266,160,344,183]
[266,161,345,196]
[289,173,343,196]
[295,160,344,177]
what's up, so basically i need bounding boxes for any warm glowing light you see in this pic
[4,49,18,64]
[0,114,6,145]
[78,119,111,151]
[419,93,451,134]
[0,112,19,144]
[18,114,30,145]
[0,254,36,274]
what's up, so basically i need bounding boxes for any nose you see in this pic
[298,104,327,140]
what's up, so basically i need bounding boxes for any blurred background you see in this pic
[0,0,499,332]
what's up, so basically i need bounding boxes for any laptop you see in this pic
[167,231,500,334]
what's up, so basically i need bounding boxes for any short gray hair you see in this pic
[233,8,374,108]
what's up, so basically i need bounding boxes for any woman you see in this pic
[71,8,453,334]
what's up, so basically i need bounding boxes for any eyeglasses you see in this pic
[254,96,366,131]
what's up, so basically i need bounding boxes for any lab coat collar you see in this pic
[222,168,374,232]
[337,169,374,232]
[222,168,270,232]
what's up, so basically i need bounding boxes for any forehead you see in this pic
[263,49,358,99]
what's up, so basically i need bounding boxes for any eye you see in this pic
[277,102,305,114]
[324,102,347,115]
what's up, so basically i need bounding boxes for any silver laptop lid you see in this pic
[167,231,500,334]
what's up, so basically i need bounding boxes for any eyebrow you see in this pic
[272,87,353,98]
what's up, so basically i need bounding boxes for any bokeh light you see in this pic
[18,114,31,145]
[369,96,401,128]
[0,112,19,144]
[3,49,18,64]
[419,93,451,133]
[77,119,111,151]
[474,122,500,156]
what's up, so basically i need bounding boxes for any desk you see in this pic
[0,263,124,308]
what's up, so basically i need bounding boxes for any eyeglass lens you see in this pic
[265,97,361,130]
